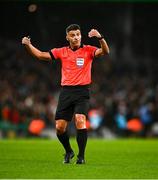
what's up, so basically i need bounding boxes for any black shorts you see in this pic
[55,85,90,121]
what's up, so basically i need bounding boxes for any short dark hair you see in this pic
[66,24,81,33]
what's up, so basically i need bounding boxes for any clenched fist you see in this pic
[88,29,101,39]
[22,36,31,46]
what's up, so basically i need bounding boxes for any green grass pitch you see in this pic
[0,138,158,179]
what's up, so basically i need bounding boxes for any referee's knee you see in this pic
[56,120,67,134]
[75,114,87,129]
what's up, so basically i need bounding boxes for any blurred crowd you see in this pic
[0,37,158,139]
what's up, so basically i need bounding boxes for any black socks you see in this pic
[76,129,87,158]
[57,131,72,153]
[57,129,88,158]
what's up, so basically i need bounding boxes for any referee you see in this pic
[22,24,109,164]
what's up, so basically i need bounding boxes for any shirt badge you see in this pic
[76,58,84,68]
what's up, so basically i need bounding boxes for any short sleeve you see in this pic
[88,45,98,59]
[50,48,62,60]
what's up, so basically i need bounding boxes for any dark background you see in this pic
[1,1,158,138]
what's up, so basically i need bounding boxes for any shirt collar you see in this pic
[69,43,83,51]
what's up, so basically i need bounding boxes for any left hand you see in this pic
[88,29,101,39]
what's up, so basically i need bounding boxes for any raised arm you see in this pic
[88,29,110,57]
[22,36,51,61]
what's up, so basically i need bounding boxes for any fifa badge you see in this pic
[76,58,84,68]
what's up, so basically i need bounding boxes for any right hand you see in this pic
[22,36,31,46]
